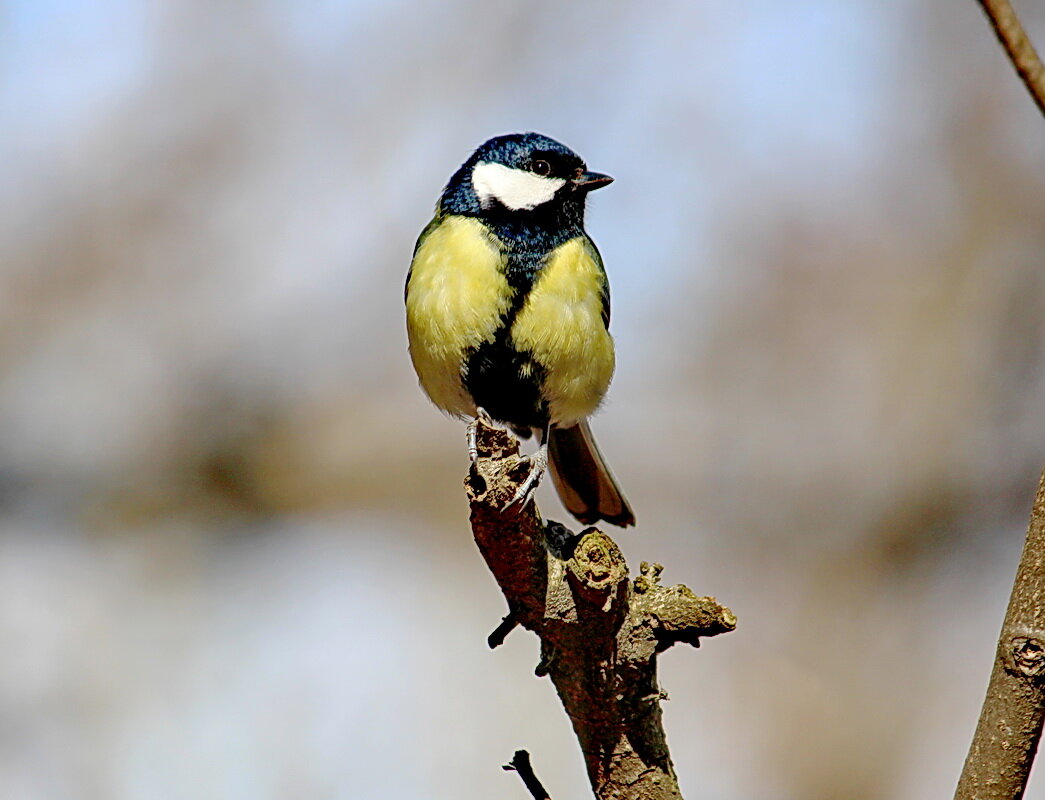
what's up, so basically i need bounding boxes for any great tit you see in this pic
[405,132,634,527]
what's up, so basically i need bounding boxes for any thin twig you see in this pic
[976,0,1045,116]
[503,750,552,800]
[954,466,1045,799]
[487,611,520,649]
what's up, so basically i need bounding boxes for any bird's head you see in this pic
[441,132,612,217]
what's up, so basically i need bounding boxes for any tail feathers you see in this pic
[547,421,635,528]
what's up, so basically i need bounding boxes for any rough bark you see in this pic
[955,466,1045,799]
[467,419,736,800]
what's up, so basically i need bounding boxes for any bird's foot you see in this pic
[505,444,548,512]
[467,408,495,463]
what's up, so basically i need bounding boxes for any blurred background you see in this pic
[1,0,1044,798]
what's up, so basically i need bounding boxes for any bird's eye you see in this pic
[531,159,551,176]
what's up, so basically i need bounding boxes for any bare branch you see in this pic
[976,0,1045,116]
[503,750,553,800]
[488,612,521,649]
[955,466,1045,799]
[467,419,736,799]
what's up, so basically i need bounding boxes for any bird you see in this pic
[405,132,634,527]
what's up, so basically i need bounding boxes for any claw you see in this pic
[467,408,494,463]
[505,444,548,512]
[467,421,479,463]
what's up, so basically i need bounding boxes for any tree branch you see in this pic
[975,0,1045,116]
[467,419,736,800]
[955,466,1045,799]
[504,750,553,800]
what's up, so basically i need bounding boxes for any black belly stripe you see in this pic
[463,247,548,430]
[464,334,547,430]
[462,213,585,432]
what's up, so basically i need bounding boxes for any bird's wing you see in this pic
[581,233,611,329]
[404,211,444,303]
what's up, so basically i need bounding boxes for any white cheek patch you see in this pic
[471,161,567,211]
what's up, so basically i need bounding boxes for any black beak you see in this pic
[574,170,614,191]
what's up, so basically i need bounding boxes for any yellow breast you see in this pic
[405,215,509,417]
[511,237,615,426]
